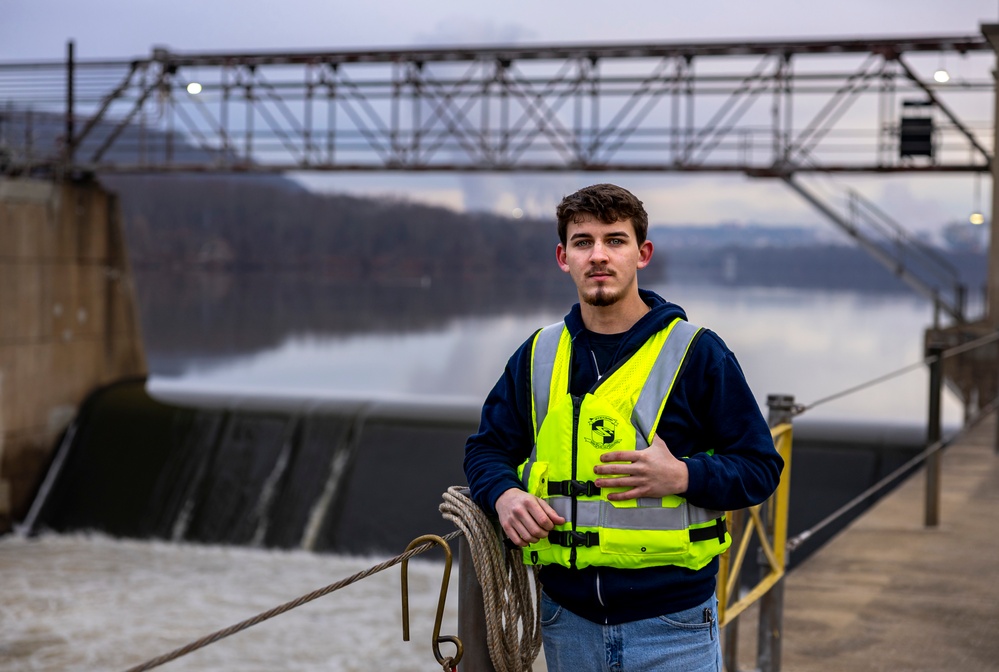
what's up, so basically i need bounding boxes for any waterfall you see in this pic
[25,380,478,555]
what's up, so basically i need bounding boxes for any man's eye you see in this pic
[608,239,624,245]
[575,240,591,247]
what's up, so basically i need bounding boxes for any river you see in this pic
[0,271,966,671]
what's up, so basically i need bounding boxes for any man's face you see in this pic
[556,214,653,308]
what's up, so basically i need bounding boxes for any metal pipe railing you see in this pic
[925,341,944,527]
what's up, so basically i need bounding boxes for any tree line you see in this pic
[103,174,667,284]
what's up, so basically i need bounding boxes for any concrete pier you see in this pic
[737,414,999,671]
[0,178,145,531]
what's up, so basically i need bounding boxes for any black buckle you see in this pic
[548,479,601,497]
[551,530,600,548]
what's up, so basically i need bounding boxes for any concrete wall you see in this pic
[0,177,146,531]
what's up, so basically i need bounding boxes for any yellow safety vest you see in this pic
[517,317,731,571]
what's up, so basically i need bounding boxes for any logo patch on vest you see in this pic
[584,416,621,449]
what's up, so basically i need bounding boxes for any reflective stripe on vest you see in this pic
[518,316,731,571]
[632,319,700,448]
[530,322,566,440]
[521,322,568,494]
[547,497,725,529]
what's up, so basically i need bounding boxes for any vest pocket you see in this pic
[599,527,692,558]
[522,461,554,556]
[597,501,692,558]
[525,461,550,498]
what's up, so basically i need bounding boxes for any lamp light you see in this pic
[969,174,985,225]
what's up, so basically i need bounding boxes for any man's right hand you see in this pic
[495,488,566,547]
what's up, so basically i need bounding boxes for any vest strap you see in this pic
[548,479,601,497]
[689,518,727,544]
[549,530,600,548]
[548,519,726,548]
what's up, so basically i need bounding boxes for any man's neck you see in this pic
[578,292,651,334]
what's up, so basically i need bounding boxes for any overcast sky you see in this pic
[3,0,997,232]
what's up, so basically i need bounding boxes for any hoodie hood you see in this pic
[564,288,687,345]
[562,288,689,388]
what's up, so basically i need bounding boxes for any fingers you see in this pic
[605,486,645,501]
[496,488,565,547]
[538,498,567,526]
[593,475,647,499]
[598,450,633,464]
[593,435,685,500]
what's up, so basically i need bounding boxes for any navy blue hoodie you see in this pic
[463,288,784,625]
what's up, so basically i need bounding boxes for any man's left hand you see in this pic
[592,434,688,500]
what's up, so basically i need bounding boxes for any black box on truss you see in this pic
[900,101,935,158]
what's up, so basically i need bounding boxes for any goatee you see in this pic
[584,287,621,307]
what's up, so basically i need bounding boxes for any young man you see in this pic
[463,183,784,672]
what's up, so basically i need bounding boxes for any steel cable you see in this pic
[120,529,462,672]
[787,394,999,552]
[786,329,999,550]
[793,330,999,417]
[792,358,929,416]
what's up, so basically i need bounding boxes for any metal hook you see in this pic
[400,533,464,669]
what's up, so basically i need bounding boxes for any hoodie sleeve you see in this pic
[463,333,538,515]
[664,330,785,512]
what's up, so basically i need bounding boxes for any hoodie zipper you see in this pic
[596,570,606,609]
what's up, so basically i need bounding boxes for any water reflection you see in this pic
[135,270,576,375]
[138,270,962,426]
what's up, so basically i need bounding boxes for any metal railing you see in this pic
[717,423,793,628]
[715,327,999,672]
[718,396,795,672]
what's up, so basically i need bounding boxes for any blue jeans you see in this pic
[540,592,721,672]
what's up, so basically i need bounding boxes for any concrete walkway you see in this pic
[775,415,999,671]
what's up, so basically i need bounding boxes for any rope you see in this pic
[121,530,462,672]
[440,486,542,672]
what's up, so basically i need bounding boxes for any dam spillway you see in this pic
[26,378,925,565]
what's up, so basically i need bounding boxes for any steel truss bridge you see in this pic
[0,33,995,320]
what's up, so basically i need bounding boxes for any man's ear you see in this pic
[556,243,570,272]
[637,239,654,269]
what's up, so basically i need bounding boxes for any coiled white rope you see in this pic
[439,486,542,672]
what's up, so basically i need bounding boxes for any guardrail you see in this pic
[715,327,999,672]
[717,397,795,672]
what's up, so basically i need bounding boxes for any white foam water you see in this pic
[0,533,480,671]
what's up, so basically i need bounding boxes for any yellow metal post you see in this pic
[757,395,795,672]
[717,396,793,672]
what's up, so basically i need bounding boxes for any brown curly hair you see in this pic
[555,183,649,246]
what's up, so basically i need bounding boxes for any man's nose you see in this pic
[590,241,610,261]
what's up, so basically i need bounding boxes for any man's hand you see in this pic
[592,434,689,501]
[495,488,565,547]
